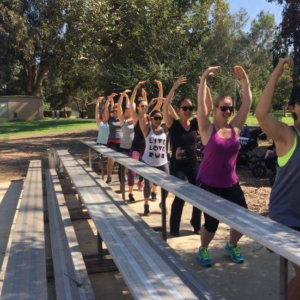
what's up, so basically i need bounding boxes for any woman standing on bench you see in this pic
[95,96,109,174]
[103,93,122,184]
[163,77,212,236]
[256,57,300,300]
[196,65,252,267]
[139,107,169,216]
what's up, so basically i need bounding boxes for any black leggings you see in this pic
[198,182,247,233]
[169,158,201,233]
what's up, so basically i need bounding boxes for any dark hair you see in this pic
[288,85,300,121]
[150,110,162,118]
[177,97,192,108]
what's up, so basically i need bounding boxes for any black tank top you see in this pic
[131,122,145,151]
[169,118,198,161]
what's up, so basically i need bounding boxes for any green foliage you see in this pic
[0,0,292,113]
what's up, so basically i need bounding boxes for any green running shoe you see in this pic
[225,242,244,263]
[198,247,212,267]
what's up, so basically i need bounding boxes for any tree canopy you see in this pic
[0,0,293,112]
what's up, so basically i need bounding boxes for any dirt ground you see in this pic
[1,129,287,299]
[0,129,272,215]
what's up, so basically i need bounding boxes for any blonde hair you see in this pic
[213,96,232,107]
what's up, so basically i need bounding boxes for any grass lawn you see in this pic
[245,114,294,126]
[0,118,96,139]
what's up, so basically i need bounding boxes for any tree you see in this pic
[268,0,300,83]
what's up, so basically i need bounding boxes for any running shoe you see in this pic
[144,204,150,216]
[106,175,112,184]
[137,181,144,191]
[150,192,157,201]
[225,242,244,263]
[128,193,135,202]
[198,248,212,267]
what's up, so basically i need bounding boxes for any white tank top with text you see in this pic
[142,127,168,167]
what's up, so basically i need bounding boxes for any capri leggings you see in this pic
[128,149,144,186]
[197,181,247,233]
[143,163,169,199]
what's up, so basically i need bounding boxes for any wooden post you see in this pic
[47,148,63,172]
[101,155,105,180]
[97,232,103,261]
[161,188,167,241]
[120,165,125,201]
[280,256,288,300]
[88,148,92,168]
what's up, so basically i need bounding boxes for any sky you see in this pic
[228,0,283,31]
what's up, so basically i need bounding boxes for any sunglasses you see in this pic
[152,116,163,121]
[219,106,234,113]
[140,105,148,108]
[180,106,193,111]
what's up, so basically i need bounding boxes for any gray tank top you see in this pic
[269,127,300,227]
[108,117,122,141]
[120,119,134,149]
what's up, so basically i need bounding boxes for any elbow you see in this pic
[255,108,266,123]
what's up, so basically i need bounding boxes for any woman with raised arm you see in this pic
[256,57,300,300]
[117,89,135,156]
[127,80,165,202]
[196,66,252,267]
[103,93,122,184]
[163,77,212,236]
[139,106,169,216]
[95,96,109,174]
[117,90,135,182]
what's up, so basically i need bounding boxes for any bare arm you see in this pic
[95,97,104,126]
[148,97,163,115]
[205,84,213,115]
[117,94,125,126]
[197,67,220,144]
[230,66,253,134]
[138,106,150,138]
[168,104,178,120]
[255,57,294,156]
[154,79,163,98]
[130,80,147,124]
[162,76,187,128]
[103,97,112,123]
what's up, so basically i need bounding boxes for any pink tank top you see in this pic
[196,125,240,188]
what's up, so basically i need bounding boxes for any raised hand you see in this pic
[173,76,187,89]
[233,66,248,81]
[273,57,294,78]
[154,79,162,86]
[201,66,221,80]
[141,88,147,98]
[136,80,147,88]
[120,89,131,95]
[110,92,118,98]
[97,96,104,103]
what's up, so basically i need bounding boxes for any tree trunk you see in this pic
[32,68,49,97]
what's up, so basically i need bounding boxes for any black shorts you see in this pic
[197,181,247,233]
[119,147,130,156]
[107,142,121,152]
